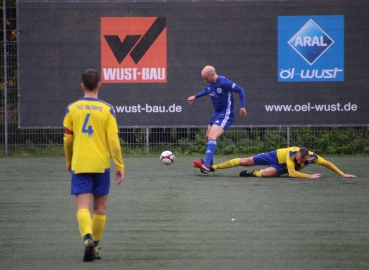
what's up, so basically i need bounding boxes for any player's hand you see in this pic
[187,96,196,104]
[308,173,321,178]
[239,108,247,117]
[342,173,357,178]
[116,170,124,185]
[67,165,72,174]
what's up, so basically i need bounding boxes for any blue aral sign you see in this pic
[278,15,344,82]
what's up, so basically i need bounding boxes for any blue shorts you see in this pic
[253,151,288,176]
[209,111,235,131]
[71,169,110,196]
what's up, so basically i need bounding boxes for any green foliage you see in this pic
[290,127,319,149]
[177,129,288,156]
[0,141,64,157]
[263,132,288,150]
[316,128,367,155]
[119,137,147,156]
[178,133,207,155]
[1,127,368,156]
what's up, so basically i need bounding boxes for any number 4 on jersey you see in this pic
[82,114,93,137]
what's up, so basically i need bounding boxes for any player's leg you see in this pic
[239,167,278,177]
[91,170,110,260]
[194,113,233,173]
[204,124,211,142]
[194,124,222,173]
[72,173,95,262]
[73,177,93,238]
[76,193,93,240]
[212,156,255,171]
[204,124,214,165]
[204,112,235,169]
[255,167,278,177]
[203,124,224,169]
[241,164,287,178]
[92,195,107,260]
[239,151,279,177]
[76,193,95,262]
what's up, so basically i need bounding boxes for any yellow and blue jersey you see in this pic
[63,97,119,174]
[254,147,344,178]
[276,147,343,178]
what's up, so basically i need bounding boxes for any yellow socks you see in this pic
[212,158,263,177]
[76,209,92,241]
[92,214,106,252]
[253,170,263,177]
[76,210,107,251]
[213,158,241,170]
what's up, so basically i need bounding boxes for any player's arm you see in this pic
[106,111,125,184]
[286,160,311,178]
[107,133,125,185]
[230,83,247,117]
[63,109,74,172]
[315,156,357,178]
[63,127,73,173]
[285,156,322,178]
[187,89,208,104]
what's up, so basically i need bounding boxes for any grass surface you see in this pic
[0,156,369,270]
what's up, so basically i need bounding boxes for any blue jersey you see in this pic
[195,76,246,114]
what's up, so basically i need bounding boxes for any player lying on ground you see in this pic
[195,146,356,178]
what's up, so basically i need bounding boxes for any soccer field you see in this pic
[1,156,369,270]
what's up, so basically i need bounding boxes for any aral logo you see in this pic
[288,19,334,65]
[101,17,167,83]
[278,15,344,82]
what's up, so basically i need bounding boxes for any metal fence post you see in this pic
[3,0,9,156]
[146,127,150,154]
[287,126,290,147]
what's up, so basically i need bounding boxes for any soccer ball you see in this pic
[160,150,175,165]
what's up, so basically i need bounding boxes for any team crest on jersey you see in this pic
[217,88,223,93]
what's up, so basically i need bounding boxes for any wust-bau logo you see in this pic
[101,17,167,84]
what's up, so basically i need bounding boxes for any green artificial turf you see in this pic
[0,156,368,269]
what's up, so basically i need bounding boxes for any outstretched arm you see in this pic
[286,157,322,178]
[307,173,322,179]
[188,89,208,104]
[318,158,357,178]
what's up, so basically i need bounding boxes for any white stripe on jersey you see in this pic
[220,92,232,128]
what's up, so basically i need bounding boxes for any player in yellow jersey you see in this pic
[210,147,356,178]
[63,69,124,262]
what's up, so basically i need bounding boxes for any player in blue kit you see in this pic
[188,66,247,174]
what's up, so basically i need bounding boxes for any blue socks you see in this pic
[205,140,217,167]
